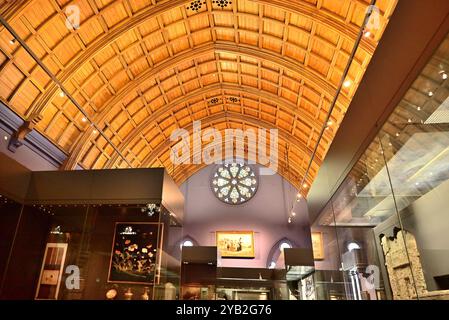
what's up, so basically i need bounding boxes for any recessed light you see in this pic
[9,39,15,45]
[343,80,352,88]
[364,31,371,38]
[291,211,296,217]
[443,73,448,80]
[93,130,98,134]
[303,183,308,188]
[417,106,421,111]
[81,117,87,123]
[395,132,400,137]
[408,119,412,123]
[3,136,8,141]
[59,91,65,98]
[428,91,434,97]
[327,120,333,126]
[288,217,292,224]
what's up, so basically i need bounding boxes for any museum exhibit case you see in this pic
[0,157,184,300]
[310,30,449,300]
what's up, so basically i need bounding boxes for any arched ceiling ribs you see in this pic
[147,144,307,188]
[107,109,316,171]
[167,155,306,191]
[20,0,365,119]
[30,38,349,123]
[60,40,346,123]
[101,87,324,169]
[63,82,328,170]
[135,111,318,171]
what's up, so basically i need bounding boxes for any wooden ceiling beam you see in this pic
[135,111,320,170]
[64,81,326,170]
[16,0,363,120]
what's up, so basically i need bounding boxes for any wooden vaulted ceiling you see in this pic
[0,0,397,194]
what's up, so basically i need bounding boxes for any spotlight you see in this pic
[9,39,16,45]
[59,91,65,98]
[288,217,292,224]
[3,136,8,141]
[428,91,434,97]
[302,183,308,189]
[343,80,352,88]
[364,31,371,38]
[81,117,87,123]
[291,211,296,217]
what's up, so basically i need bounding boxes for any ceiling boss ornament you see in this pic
[187,0,207,12]
[211,163,258,205]
[213,0,232,9]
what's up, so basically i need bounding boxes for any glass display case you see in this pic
[0,168,184,300]
[311,31,449,300]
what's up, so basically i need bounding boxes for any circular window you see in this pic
[211,163,258,204]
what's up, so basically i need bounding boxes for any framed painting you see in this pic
[108,222,163,284]
[311,232,324,260]
[216,231,255,258]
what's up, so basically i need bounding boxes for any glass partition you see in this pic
[311,31,449,300]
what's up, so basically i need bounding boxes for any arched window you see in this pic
[266,238,295,269]
[177,236,198,250]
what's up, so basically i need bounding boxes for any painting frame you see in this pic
[311,232,324,260]
[216,231,255,259]
[35,243,68,300]
[107,222,163,285]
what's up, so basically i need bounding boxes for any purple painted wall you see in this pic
[179,164,312,269]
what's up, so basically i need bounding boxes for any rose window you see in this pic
[211,163,258,204]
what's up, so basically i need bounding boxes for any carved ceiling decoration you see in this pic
[0,0,398,195]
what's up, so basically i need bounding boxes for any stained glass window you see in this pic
[211,163,258,204]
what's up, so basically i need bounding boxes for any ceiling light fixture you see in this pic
[81,117,87,123]
[428,91,434,97]
[9,39,15,45]
[343,80,352,88]
[288,217,292,224]
[291,211,296,217]
[59,91,65,98]
[364,31,371,38]
[302,183,308,188]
